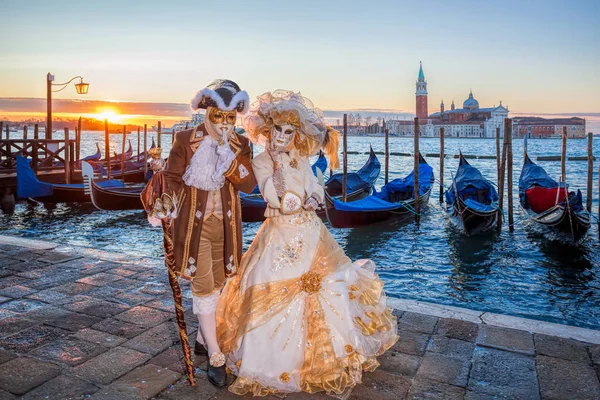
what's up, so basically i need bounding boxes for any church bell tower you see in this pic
[416,61,428,119]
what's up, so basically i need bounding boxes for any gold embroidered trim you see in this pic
[182,187,197,272]
[228,182,238,276]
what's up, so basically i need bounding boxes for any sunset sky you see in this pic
[1,0,599,125]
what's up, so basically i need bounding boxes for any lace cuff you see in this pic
[193,291,220,315]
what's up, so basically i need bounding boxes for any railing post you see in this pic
[77,117,82,162]
[32,140,38,174]
[64,128,71,184]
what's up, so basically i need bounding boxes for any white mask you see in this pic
[270,123,295,152]
[204,106,236,143]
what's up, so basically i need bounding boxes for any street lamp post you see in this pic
[46,73,89,139]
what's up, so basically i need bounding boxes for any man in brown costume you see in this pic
[143,79,256,387]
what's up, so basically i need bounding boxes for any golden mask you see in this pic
[208,108,237,125]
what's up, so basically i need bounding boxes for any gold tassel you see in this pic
[323,126,340,170]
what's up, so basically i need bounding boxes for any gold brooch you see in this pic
[299,271,322,294]
[289,158,298,169]
[279,372,290,383]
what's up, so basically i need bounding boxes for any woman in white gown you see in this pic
[217,90,398,397]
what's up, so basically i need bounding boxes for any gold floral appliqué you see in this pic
[299,271,322,294]
[279,372,290,383]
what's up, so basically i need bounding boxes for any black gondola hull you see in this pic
[450,197,498,236]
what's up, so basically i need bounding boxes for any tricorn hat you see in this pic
[190,79,249,114]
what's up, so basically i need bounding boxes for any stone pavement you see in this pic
[0,237,599,400]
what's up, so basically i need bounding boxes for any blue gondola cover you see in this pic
[446,160,498,206]
[16,156,53,198]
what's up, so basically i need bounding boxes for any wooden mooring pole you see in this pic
[384,128,389,185]
[496,127,501,176]
[586,132,593,212]
[64,128,71,184]
[342,114,348,202]
[77,117,82,162]
[506,118,514,232]
[105,119,111,180]
[497,120,509,231]
[144,124,148,178]
[414,117,420,223]
[439,127,445,203]
[4,124,8,139]
[137,127,141,162]
[34,124,39,140]
[121,125,126,179]
[23,125,28,140]
[157,121,162,148]
[561,126,567,183]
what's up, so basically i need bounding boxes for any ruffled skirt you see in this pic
[216,210,398,397]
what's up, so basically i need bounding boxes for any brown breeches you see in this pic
[191,215,226,296]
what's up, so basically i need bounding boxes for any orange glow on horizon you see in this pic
[93,109,121,123]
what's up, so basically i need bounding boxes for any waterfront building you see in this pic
[512,116,586,138]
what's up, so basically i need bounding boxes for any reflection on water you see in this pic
[1,134,600,330]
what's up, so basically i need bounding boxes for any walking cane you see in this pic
[141,151,196,386]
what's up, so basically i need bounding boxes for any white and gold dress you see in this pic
[217,149,398,397]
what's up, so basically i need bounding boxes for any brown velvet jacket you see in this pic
[142,125,256,279]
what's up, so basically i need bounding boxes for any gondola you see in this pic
[519,153,590,241]
[16,155,125,203]
[324,153,434,228]
[240,153,328,222]
[82,143,102,162]
[445,153,499,235]
[112,140,133,161]
[82,161,145,211]
[325,146,380,200]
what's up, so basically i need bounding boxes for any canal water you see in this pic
[2,131,599,330]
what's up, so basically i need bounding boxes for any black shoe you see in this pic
[194,341,207,356]
[207,364,227,388]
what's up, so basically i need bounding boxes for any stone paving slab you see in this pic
[72,347,152,385]
[468,346,539,399]
[1,236,600,400]
[122,322,179,356]
[29,337,109,366]
[0,325,70,353]
[92,364,181,400]
[536,354,600,400]
[19,374,101,400]
[476,324,535,355]
[533,333,591,363]
[72,328,128,348]
[0,357,61,395]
